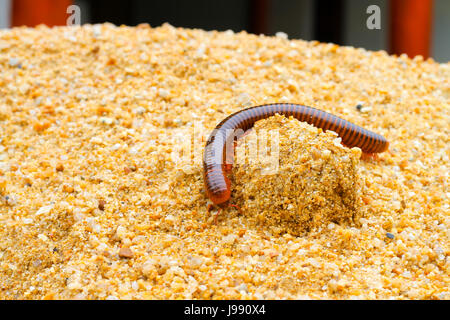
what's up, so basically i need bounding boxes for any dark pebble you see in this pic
[98,199,106,211]
[386,232,395,239]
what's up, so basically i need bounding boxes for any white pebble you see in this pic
[196,44,206,57]
[236,92,251,106]
[165,214,175,222]
[133,106,146,115]
[92,224,101,233]
[90,136,103,144]
[333,137,343,147]
[36,204,53,216]
[37,234,48,242]
[275,32,288,39]
[287,50,298,57]
[8,58,20,67]
[23,218,33,224]
[222,234,237,245]
[158,88,170,98]
[5,195,17,206]
[238,283,248,293]
[99,117,114,125]
[111,143,121,151]
[93,25,102,38]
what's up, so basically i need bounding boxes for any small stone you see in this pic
[238,283,248,293]
[32,260,42,268]
[90,136,103,144]
[275,32,288,39]
[333,137,343,147]
[322,149,331,158]
[133,106,146,115]
[55,163,64,172]
[111,143,121,151]
[9,58,21,67]
[386,232,395,239]
[37,234,48,242]
[236,92,251,106]
[142,259,157,277]
[119,247,133,259]
[196,44,206,57]
[165,214,175,222]
[360,106,372,113]
[99,117,114,125]
[98,199,105,211]
[116,225,127,240]
[63,184,74,193]
[5,195,17,206]
[93,25,102,38]
[36,204,53,215]
[158,88,170,98]
[23,218,33,224]
[223,234,237,245]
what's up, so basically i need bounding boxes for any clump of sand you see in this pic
[233,114,364,236]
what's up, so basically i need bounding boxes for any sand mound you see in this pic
[233,114,364,236]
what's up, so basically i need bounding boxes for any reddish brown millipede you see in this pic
[203,103,389,205]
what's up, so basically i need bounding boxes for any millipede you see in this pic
[203,103,389,206]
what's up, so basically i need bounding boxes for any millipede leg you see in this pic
[213,208,222,225]
[229,203,242,215]
[361,152,379,161]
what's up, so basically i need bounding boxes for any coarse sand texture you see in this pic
[0,23,448,299]
[233,114,364,237]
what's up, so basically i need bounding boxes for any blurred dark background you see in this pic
[81,0,382,50]
[1,0,449,62]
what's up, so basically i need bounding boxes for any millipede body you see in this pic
[203,103,389,205]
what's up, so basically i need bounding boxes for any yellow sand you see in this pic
[0,23,448,299]
[233,114,363,236]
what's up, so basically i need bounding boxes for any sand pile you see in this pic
[0,23,448,299]
[233,114,363,236]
